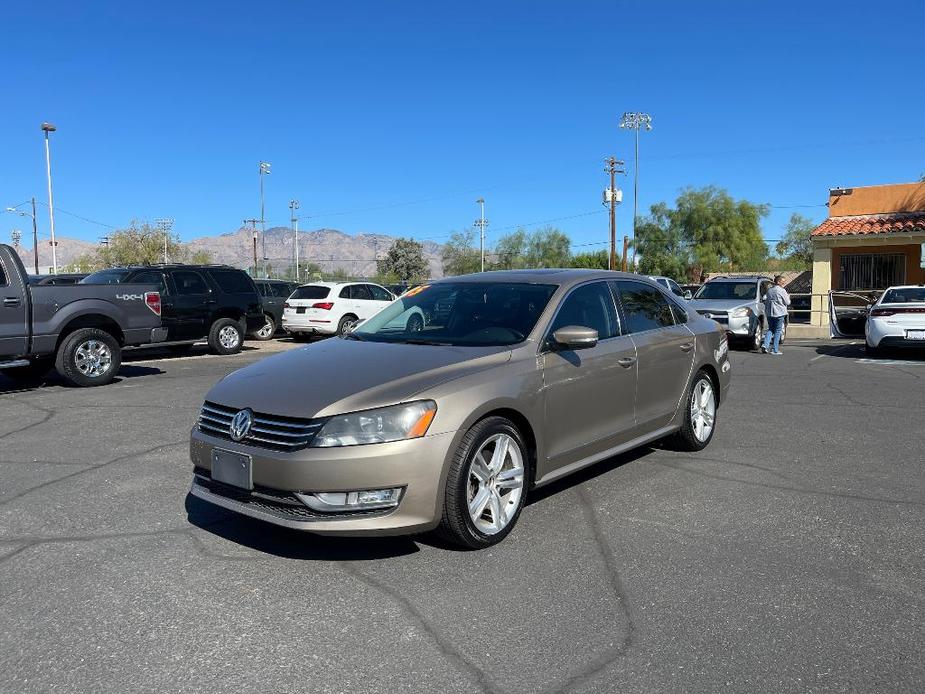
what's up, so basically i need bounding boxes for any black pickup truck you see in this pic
[0,244,166,387]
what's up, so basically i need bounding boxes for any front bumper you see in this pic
[188,426,457,535]
[724,314,753,337]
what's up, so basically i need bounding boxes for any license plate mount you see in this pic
[906,329,925,340]
[212,448,253,490]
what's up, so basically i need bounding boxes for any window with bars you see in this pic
[838,253,906,290]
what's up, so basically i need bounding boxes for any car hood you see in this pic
[205,338,512,418]
[687,299,755,312]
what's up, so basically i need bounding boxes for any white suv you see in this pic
[282,282,394,338]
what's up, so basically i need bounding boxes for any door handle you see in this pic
[3,297,21,308]
[680,342,693,352]
[617,356,636,368]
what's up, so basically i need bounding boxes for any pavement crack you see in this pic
[549,488,636,694]
[0,397,56,441]
[341,562,499,694]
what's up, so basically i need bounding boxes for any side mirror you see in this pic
[551,325,599,351]
[683,290,693,300]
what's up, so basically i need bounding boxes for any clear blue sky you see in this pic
[2,0,923,252]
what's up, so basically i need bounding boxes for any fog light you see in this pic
[296,487,403,512]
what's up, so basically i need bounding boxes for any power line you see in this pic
[33,200,115,228]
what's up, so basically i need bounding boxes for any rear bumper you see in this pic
[866,318,925,348]
[281,315,337,335]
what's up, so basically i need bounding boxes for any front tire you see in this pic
[55,328,121,387]
[750,320,765,351]
[208,318,244,355]
[667,370,717,452]
[437,417,529,549]
[252,315,276,341]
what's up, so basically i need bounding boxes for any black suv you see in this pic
[252,279,298,340]
[81,265,263,354]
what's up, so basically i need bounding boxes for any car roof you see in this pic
[103,264,241,271]
[432,269,646,288]
[883,284,925,290]
[705,275,772,282]
[296,281,385,288]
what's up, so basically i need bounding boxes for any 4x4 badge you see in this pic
[229,409,253,441]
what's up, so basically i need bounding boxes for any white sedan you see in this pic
[282,282,394,338]
[866,285,925,354]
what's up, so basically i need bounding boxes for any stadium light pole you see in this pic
[619,112,652,270]
[6,200,40,273]
[41,122,58,274]
[289,199,300,281]
[259,161,271,277]
[475,198,488,272]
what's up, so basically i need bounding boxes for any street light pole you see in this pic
[259,161,271,278]
[619,112,652,271]
[474,198,488,272]
[30,198,39,273]
[289,199,300,281]
[41,122,58,274]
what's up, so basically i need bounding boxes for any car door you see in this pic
[169,270,212,340]
[366,284,394,314]
[260,281,282,322]
[348,283,378,320]
[541,281,638,475]
[613,280,695,432]
[0,252,28,357]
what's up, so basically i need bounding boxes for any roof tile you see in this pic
[811,212,925,237]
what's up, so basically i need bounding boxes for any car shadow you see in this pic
[122,344,261,362]
[0,364,164,393]
[184,494,421,561]
[813,343,925,361]
[526,445,654,506]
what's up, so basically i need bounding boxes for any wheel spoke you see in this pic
[489,437,509,472]
[468,486,491,519]
[488,491,504,531]
[495,467,524,491]
[470,459,491,483]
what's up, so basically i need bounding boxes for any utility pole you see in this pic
[603,157,625,271]
[244,218,260,275]
[258,161,271,277]
[474,198,488,272]
[41,122,58,274]
[619,112,652,271]
[155,218,174,263]
[622,236,629,272]
[289,200,300,281]
[30,198,39,274]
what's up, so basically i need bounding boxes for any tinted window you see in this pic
[255,282,270,297]
[130,270,167,294]
[615,281,675,333]
[882,287,925,303]
[355,282,558,346]
[548,282,619,340]
[367,284,393,301]
[292,285,331,300]
[667,279,684,297]
[693,281,758,300]
[351,284,373,301]
[272,283,293,298]
[670,301,688,324]
[81,269,132,284]
[209,269,255,294]
[173,271,208,295]
[0,262,6,286]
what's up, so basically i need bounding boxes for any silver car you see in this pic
[189,270,732,548]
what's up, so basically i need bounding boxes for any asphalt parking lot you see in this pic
[1,338,923,694]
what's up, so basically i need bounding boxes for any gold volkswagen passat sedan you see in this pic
[189,270,731,548]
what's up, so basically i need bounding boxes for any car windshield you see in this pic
[694,281,757,300]
[80,269,132,284]
[881,288,925,304]
[353,281,558,346]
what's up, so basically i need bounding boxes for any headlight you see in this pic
[312,401,437,448]
[729,307,752,318]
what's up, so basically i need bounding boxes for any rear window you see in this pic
[881,288,925,304]
[81,269,132,284]
[291,285,331,300]
[208,269,256,294]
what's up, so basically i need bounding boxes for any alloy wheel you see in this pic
[690,379,716,443]
[256,318,274,339]
[219,325,240,350]
[74,339,113,378]
[466,433,525,535]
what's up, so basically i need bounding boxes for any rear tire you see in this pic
[252,315,276,341]
[2,357,53,384]
[666,370,717,452]
[336,314,358,336]
[55,328,121,387]
[208,318,244,355]
[436,417,529,549]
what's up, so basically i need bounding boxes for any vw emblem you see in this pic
[229,408,253,442]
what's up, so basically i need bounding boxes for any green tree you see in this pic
[187,249,214,265]
[376,237,429,283]
[525,226,571,268]
[635,202,691,279]
[493,229,528,269]
[774,213,815,268]
[64,254,101,273]
[442,229,481,276]
[97,222,186,267]
[567,249,611,269]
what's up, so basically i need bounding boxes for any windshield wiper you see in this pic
[402,338,453,346]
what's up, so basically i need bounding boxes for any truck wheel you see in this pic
[252,314,276,341]
[208,318,244,355]
[2,357,54,384]
[55,328,121,387]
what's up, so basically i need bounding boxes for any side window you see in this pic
[273,283,291,298]
[615,280,675,333]
[670,301,689,324]
[548,282,619,340]
[668,279,684,297]
[0,260,7,286]
[351,284,373,301]
[209,269,255,294]
[173,270,208,296]
[130,271,167,294]
[339,286,352,299]
[760,281,771,299]
[367,284,392,301]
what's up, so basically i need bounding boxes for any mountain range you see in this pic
[13,226,446,278]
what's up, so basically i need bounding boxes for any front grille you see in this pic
[697,310,729,324]
[192,469,386,521]
[198,401,324,451]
